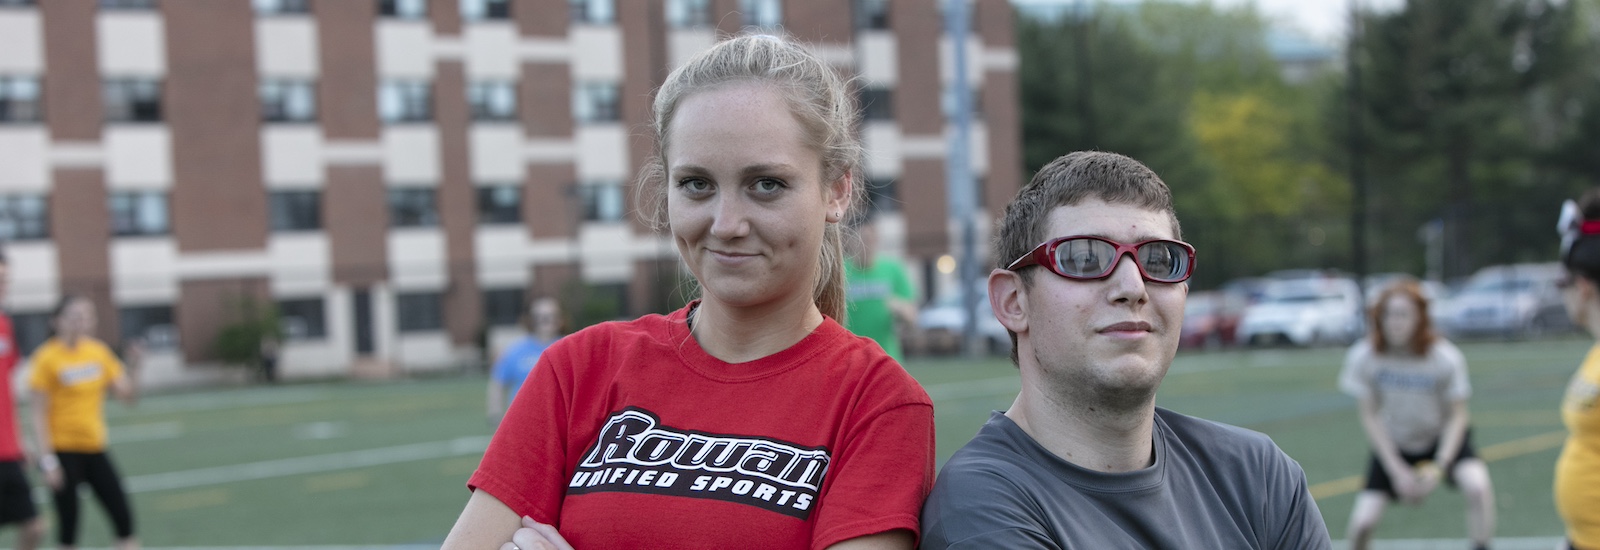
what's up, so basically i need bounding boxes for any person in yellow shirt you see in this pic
[1558,191,1600,550]
[27,295,138,550]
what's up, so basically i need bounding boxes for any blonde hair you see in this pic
[637,34,864,321]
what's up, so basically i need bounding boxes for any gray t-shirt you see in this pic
[1338,338,1470,453]
[920,409,1331,549]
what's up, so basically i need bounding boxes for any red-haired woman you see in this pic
[1339,280,1494,550]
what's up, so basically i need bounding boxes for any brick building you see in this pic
[0,0,1019,386]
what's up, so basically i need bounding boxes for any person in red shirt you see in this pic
[442,34,935,550]
[0,248,45,550]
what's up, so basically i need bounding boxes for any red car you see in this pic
[1180,291,1244,349]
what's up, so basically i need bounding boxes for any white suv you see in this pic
[1237,277,1364,347]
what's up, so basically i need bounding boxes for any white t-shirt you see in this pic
[1339,338,1471,453]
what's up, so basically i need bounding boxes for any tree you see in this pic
[1017,1,1351,286]
[1017,6,1210,189]
[1350,0,1596,277]
[213,295,282,379]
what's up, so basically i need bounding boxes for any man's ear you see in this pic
[990,269,1027,336]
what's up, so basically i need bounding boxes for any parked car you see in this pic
[1363,273,1450,305]
[1435,263,1572,338]
[1236,276,1364,347]
[914,288,1011,355]
[1180,291,1245,349]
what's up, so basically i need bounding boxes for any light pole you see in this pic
[946,0,981,357]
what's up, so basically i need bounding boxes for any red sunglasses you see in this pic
[1006,235,1196,283]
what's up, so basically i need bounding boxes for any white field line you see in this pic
[124,436,490,493]
[1332,538,1565,550]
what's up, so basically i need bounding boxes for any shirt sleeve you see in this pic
[489,341,516,384]
[1436,340,1471,400]
[919,461,1060,550]
[1263,449,1333,550]
[101,342,125,381]
[810,399,935,550]
[468,338,575,525]
[26,349,54,393]
[1337,342,1373,400]
[890,261,915,302]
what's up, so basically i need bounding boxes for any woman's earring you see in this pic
[827,210,842,223]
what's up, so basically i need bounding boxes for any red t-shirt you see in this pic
[469,303,935,549]
[0,313,21,461]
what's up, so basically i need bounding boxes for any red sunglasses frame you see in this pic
[1005,235,1196,283]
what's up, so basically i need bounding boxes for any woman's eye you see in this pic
[753,178,784,193]
[679,178,711,193]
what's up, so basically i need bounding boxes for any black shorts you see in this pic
[1363,429,1479,500]
[0,460,38,525]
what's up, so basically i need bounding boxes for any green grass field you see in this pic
[45,337,1589,547]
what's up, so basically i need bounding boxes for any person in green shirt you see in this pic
[845,214,918,361]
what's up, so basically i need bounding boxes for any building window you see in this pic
[569,0,614,24]
[378,0,426,18]
[378,80,432,123]
[665,0,709,28]
[0,76,41,123]
[0,1,38,7]
[572,82,619,124]
[12,312,48,356]
[461,0,508,20]
[483,288,525,327]
[477,184,520,225]
[579,182,624,223]
[269,190,321,232]
[278,298,327,340]
[108,191,169,237]
[119,305,177,350]
[396,291,443,332]
[859,87,893,121]
[0,194,48,241]
[103,79,162,123]
[865,178,898,213]
[854,0,888,30]
[100,0,157,8]
[468,81,516,122]
[254,0,310,14]
[388,187,438,228]
[261,79,317,123]
[741,0,781,28]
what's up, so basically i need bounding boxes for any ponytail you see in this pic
[816,221,847,322]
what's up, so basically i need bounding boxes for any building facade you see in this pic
[0,0,1019,386]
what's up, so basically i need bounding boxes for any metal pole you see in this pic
[1347,0,1368,316]
[947,0,981,357]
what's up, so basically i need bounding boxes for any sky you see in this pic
[1014,0,1407,45]
[1208,0,1405,44]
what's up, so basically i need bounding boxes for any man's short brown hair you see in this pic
[995,151,1182,277]
[992,151,1183,363]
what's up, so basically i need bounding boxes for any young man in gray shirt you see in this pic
[920,151,1331,549]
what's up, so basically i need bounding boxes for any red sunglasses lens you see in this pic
[1050,238,1190,282]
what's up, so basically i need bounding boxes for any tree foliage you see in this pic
[1352,0,1599,277]
[1015,0,1600,286]
[1018,1,1348,287]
